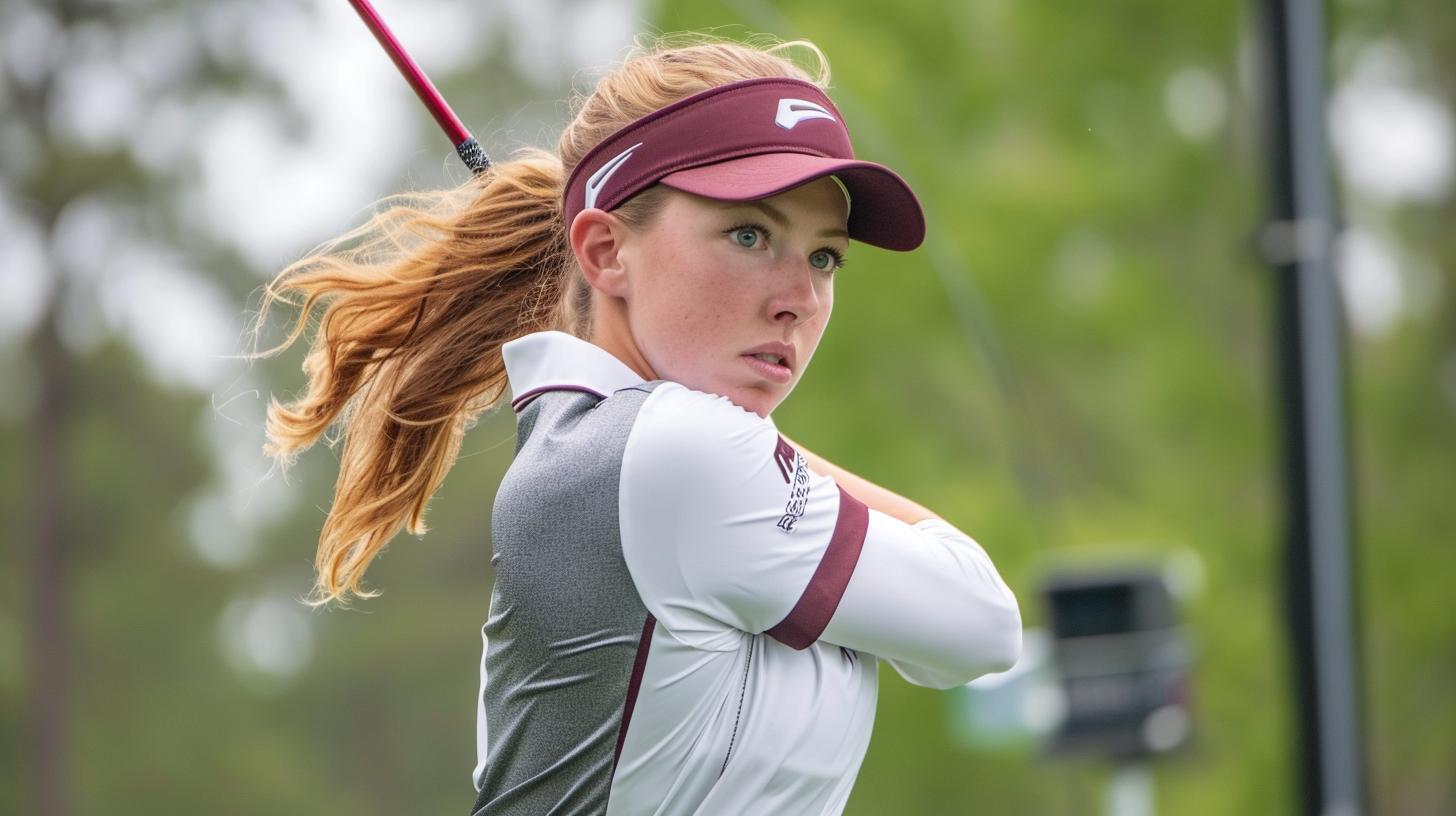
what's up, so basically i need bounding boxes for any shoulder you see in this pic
[621,381,783,493]
[633,380,772,435]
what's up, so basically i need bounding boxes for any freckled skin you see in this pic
[613,177,850,418]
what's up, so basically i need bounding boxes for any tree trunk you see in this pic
[28,303,71,816]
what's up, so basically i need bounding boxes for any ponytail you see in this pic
[250,34,831,604]
[249,149,569,603]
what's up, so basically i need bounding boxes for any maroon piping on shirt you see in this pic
[509,385,607,413]
[765,486,870,650]
[610,614,657,777]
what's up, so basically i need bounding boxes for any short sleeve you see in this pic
[618,383,861,651]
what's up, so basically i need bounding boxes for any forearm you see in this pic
[788,438,940,527]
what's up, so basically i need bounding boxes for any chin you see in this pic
[676,372,787,418]
[728,385,787,418]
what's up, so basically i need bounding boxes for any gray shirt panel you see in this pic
[470,383,660,816]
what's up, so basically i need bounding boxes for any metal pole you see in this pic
[1256,0,1369,813]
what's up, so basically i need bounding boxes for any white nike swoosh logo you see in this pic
[775,99,836,130]
[584,142,644,210]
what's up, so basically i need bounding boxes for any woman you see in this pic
[254,35,1021,815]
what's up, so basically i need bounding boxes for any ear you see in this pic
[569,209,631,298]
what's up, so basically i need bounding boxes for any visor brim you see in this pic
[659,153,925,252]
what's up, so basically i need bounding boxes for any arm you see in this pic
[782,435,938,526]
[783,436,1021,688]
[823,512,1022,688]
[619,385,1022,687]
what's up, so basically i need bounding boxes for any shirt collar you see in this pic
[502,331,646,412]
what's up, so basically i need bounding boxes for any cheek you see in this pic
[803,279,834,337]
[632,257,758,378]
[644,267,730,330]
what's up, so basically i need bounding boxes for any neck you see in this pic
[587,300,657,381]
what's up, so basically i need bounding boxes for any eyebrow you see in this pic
[725,199,849,239]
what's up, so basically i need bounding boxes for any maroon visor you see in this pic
[562,77,925,252]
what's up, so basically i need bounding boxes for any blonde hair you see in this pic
[247,34,831,605]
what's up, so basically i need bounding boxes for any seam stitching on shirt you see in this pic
[719,638,755,777]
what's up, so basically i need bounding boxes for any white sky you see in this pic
[1328,38,1452,339]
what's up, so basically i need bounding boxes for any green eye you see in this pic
[732,227,760,248]
[809,249,845,271]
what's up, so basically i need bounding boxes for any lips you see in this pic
[742,353,792,384]
[743,341,795,371]
[741,341,796,385]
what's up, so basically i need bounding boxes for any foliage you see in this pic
[1,0,1452,813]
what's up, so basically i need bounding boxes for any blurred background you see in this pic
[2,0,1453,813]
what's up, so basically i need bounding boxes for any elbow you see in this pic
[952,594,1024,685]
[984,602,1023,675]
[891,596,1023,691]
[933,526,1024,682]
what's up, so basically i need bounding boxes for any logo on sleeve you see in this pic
[773,436,796,482]
[773,435,811,532]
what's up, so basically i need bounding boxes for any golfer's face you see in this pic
[621,177,849,417]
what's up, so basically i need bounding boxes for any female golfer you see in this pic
[255,36,1020,815]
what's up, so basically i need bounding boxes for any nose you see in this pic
[769,260,823,326]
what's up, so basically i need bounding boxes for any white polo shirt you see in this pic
[470,331,1022,815]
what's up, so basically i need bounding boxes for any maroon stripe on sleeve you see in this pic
[611,615,657,775]
[765,486,870,650]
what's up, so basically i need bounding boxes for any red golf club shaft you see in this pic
[346,0,488,173]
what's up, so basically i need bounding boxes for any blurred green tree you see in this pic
[1,0,1452,813]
